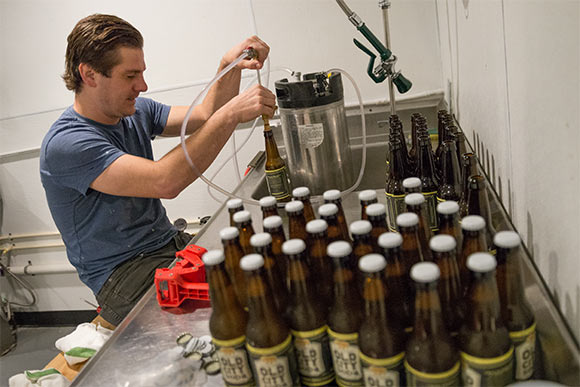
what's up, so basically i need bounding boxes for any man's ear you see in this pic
[78,63,97,88]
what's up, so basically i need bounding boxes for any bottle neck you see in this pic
[465,271,503,329]
[308,233,328,256]
[332,259,360,304]
[440,145,461,185]
[418,142,437,181]
[389,145,407,179]
[246,268,281,320]
[363,273,388,321]
[207,262,241,313]
[413,281,448,337]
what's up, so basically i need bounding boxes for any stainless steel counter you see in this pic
[72,107,579,386]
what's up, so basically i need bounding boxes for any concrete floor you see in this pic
[0,326,75,386]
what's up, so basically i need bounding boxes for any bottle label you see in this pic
[385,192,406,231]
[291,325,335,386]
[423,191,439,231]
[405,360,460,386]
[298,123,324,149]
[460,346,514,387]
[328,329,363,386]
[265,166,291,200]
[510,322,536,380]
[360,350,405,387]
[247,335,301,387]
[213,336,254,387]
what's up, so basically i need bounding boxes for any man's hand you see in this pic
[222,84,276,124]
[221,36,270,70]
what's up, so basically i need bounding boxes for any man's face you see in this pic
[94,46,148,122]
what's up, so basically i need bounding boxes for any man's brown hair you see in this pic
[63,14,143,93]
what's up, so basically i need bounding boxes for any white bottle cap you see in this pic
[396,212,419,228]
[219,226,239,241]
[467,252,497,273]
[318,203,338,217]
[410,262,440,283]
[292,187,310,198]
[358,189,377,202]
[405,193,425,206]
[285,200,304,213]
[403,177,422,190]
[461,215,486,231]
[327,241,353,258]
[437,201,460,215]
[323,189,341,201]
[250,233,272,247]
[240,254,265,271]
[263,215,283,229]
[493,231,521,249]
[306,219,328,234]
[233,210,251,224]
[259,196,277,208]
[282,239,306,255]
[429,234,457,252]
[350,220,372,235]
[378,232,403,249]
[226,198,243,210]
[366,203,386,217]
[202,250,225,266]
[358,254,387,273]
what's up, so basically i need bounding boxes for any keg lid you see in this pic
[405,193,425,206]
[467,252,497,273]
[358,190,377,202]
[293,187,310,198]
[226,198,243,210]
[318,203,338,217]
[259,196,277,208]
[233,210,251,224]
[366,203,386,217]
[263,215,283,229]
[403,177,422,190]
[275,72,344,109]
[282,239,306,255]
[350,220,372,235]
[285,200,304,213]
[494,231,521,249]
[429,234,457,252]
[240,254,264,271]
[323,189,341,201]
[437,201,460,215]
[202,250,225,266]
[327,241,352,258]
[219,227,239,241]
[397,212,419,227]
[359,254,387,273]
[306,219,328,234]
[378,232,403,249]
[461,215,486,231]
[410,262,440,283]
[250,233,272,247]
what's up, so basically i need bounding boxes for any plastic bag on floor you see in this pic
[55,322,113,365]
[9,368,71,387]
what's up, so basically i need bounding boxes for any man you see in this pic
[40,14,276,326]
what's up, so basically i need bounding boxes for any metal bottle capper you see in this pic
[275,72,355,195]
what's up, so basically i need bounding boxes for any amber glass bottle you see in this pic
[385,139,409,231]
[494,231,536,381]
[437,201,463,250]
[403,177,422,194]
[264,129,292,202]
[233,210,255,256]
[408,113,423,172]
[219,227,248,308]
[350,220,376,259]
[318,203,343,244]
[241,254,301,386]
[323,189,351,242]
[305,219,333,311]
[459,153,478,216]
[437,140,463,203]
[259,196,279,221]
[227,198,244,227]
[459,253,514,386]
[404,193,433,253]
[293,187,316,223]
[435,110,448,161]
[203,250,254,387]
[458,215,488,295]
[397,212,430,267]
[405,262,460,386]
[417,135,439,231]
[455,131,468,165]
[465,175,496,248]
[285,200,308,241]
[283,239,335,386]
[366,203,389,245]
[358,190,378,221]
[263,215,287,277]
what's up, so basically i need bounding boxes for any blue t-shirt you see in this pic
[40,97,177,294]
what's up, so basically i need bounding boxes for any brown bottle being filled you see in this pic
[405,193,433,255]
[458,215,488,295]
[285,200,308,241]
[397,212,430,267]
[263,215,287,277]
[318,203,343,244]
[417,135,439,231]
[494,231,536,381]
[465,175,496,249]
[305,219,333,311]
[437,140,463,203]
[459,153,478,216]
[385,139,409,231]
[429,235,464,335]
[437,201,463,249]
[366,203,389,247]
[358,254,406,386]
[203,250,254,387]
[283,239,335,386]
[358,190,378,221]
[405,262,460,386]
[227,198,244,227]
[459,253,514,386]
[233,210,255,256]
[323,189,351,242]
[240,254,301,386]
[264,128,292,202]
[293,187,316,223]
[260,196,279,221]
[219,227,248,308]
[327,241,364,387]
[350,220,376,260]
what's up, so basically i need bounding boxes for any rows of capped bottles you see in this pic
[202,181,536,387]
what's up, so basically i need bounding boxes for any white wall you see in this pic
[0,0,442,312]
[436,0,580,339]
